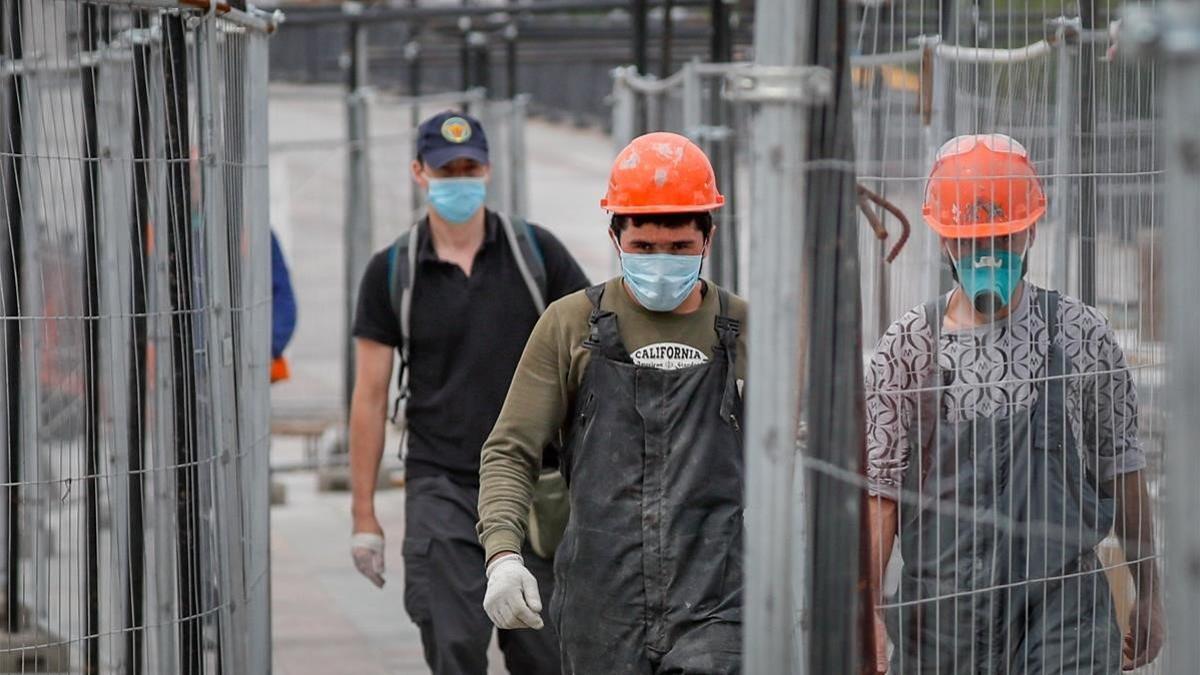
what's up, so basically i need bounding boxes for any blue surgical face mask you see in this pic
[952,247,1025,315]
[427,177,487,224]
[620,252,703,312]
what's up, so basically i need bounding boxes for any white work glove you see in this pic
[483,554,544,630]
[351,533,386,588]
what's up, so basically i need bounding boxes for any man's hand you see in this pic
[1122,589,1165,670]
[351,514,386,588]
[483,554,544,630]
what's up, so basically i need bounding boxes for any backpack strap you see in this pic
[386,222,421,423]
[497,212,548,314]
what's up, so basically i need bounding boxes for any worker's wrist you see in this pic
[485,552,523,577]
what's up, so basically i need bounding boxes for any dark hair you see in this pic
[609,212,714,241]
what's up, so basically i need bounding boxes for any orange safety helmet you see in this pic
[601,132,725,214]
[922,134,1047,239]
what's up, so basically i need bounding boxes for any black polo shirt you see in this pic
[353,211,589,485]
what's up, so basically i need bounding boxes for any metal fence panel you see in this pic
[0,2,275,672]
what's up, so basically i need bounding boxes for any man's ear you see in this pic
[703,224,718,258]
[609,228,623,254]
[411,160,428,190]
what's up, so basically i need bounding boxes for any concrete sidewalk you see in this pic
[269,439,510,675]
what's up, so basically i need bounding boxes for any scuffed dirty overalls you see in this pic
[550,283,744,675]
[888,289,1123,674]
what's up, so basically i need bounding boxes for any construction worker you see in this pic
[348,111,589,674]
[865,134,1165,673]
[477,132,747,674]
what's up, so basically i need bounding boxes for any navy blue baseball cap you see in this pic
[416,111,490,168]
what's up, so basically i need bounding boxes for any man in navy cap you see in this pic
[347,111,588,673]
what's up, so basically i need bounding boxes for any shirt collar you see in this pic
[415,209,499,264]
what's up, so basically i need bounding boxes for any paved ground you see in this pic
[267,83,614,674]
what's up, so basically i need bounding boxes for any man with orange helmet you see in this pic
[477,132,747,673]
[865,134,1164,672]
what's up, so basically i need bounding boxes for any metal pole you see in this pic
[160,14,203,673]
[801,0,869,669]
[80,5,103,672]
[405,36,423,215]
[741,0,816,671]
[459,17,472,91]
[708,0,737,291]
[1122,8,1200,674]
[1077,0,1098,306]
[124,11,152,674]
[504,22,518,100]
[632,0,649,133]
[1,0,23,639]
[469,30,491,99]
[1050,24,1076,294]
[660,0,675,79]
[345,21,373,417]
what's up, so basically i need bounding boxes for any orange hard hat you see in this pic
[922,134,1047,239]
[601,132,725,215]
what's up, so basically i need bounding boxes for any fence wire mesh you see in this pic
[851,3,1164,673]
[0,2,272,673]
[612,0,1164,671]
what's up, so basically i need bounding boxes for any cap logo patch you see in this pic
[441,117,472,144]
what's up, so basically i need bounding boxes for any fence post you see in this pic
[1049,21,1076,293]
[737,0,822,670]
[242,28,274,675]
[344,20,373,416]
[405,38,422,215]
[1122,6,1200,673]
[509,94,530,218]
[611,66,637,150]
[0,0,23,639]
[921,39,948,300]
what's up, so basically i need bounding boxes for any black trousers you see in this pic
[403,475,561,675]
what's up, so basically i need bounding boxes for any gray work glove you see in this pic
[483,554,544,630]
[351,533,386,588]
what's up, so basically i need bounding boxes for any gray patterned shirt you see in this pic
[865,284,1146,499]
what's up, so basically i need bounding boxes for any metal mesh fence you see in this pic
[612,1,1166,671]
[0,2,273,672]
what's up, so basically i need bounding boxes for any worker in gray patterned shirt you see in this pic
[864,134,1164,674]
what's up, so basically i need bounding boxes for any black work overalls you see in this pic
[549,283,744,675]
[888,289,1122,674]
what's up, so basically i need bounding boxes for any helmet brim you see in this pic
[601,196,725,215]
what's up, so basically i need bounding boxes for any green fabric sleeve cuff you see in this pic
[483,530,524,564]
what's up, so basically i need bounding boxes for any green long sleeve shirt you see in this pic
[476,276,748,561]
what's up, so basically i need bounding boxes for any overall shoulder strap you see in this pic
[713,287,741,351]
[1040,288,1060,344]
[581,283,631,362]
[497,212,548,315]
